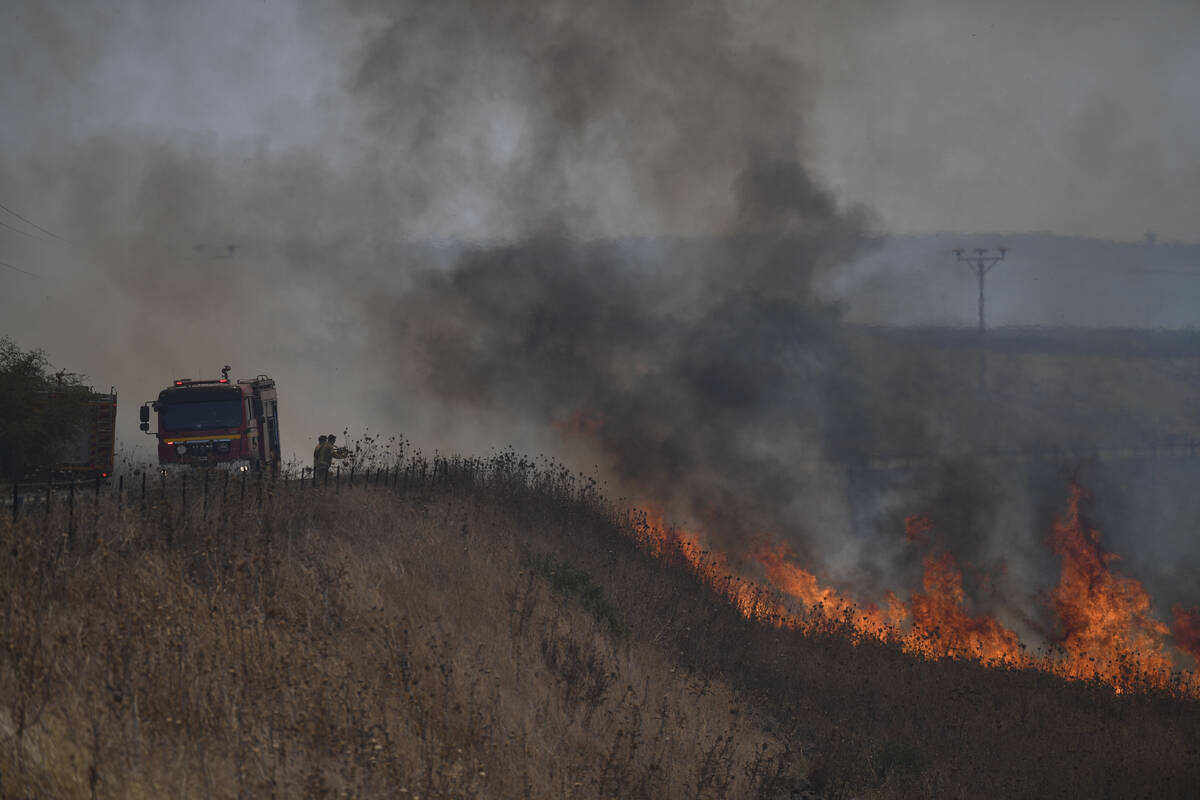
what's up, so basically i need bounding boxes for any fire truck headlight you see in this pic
[175,444,188,455]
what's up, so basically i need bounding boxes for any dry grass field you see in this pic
[2,454,1199,799]
[838,326,1200,458]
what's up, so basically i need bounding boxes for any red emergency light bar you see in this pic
[172,377,230,386]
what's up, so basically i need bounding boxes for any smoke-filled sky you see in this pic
[4,0,1200,631]
[5,0,1199,241]
[3,0,1197,448]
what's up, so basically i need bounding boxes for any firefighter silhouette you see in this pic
[313,434,348,483]
[313,435,327,472]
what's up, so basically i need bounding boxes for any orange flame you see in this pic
[632,506,784,620]
[624,483,1196,696]
[753,528,1022,663]
[1171,605,1200,666]
[753,540,905,638]
[1047,483,1173,682]
[907,549,1021,663]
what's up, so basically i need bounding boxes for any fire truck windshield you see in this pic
[158,388,243,432]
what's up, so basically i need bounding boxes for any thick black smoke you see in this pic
[373,175,877,547]
[345,1,1200,631]
[341,0,895,565]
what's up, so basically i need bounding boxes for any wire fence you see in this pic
[7,461,431,537]
[14,433,1200,526]
[5,451,612,553]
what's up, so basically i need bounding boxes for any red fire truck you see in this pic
[140,366,281,471]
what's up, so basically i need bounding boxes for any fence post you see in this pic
[163,471,172,549]
[93,473,102,542]
[118,474,124,511]
[10,476,17,523]
[67,480,75,543]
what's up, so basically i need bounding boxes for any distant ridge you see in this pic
[856,324,1200,359]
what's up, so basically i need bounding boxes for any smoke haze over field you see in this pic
[5,0,1200,639]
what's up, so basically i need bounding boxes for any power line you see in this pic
[0,200,67,242]
[0,259,38,278]
[952,246,1008,394]
[0,218,41,238]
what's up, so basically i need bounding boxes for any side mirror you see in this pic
[139,422,149,432]
[139,406,150,423]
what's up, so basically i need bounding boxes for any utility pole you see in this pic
[952,247,1008,395]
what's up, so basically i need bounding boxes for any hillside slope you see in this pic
[2,457,1199,799]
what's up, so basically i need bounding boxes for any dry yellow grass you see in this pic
[2,455,1199,799]
[0,468,801,799]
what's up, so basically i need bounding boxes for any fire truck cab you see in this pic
[140,366,281,472]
